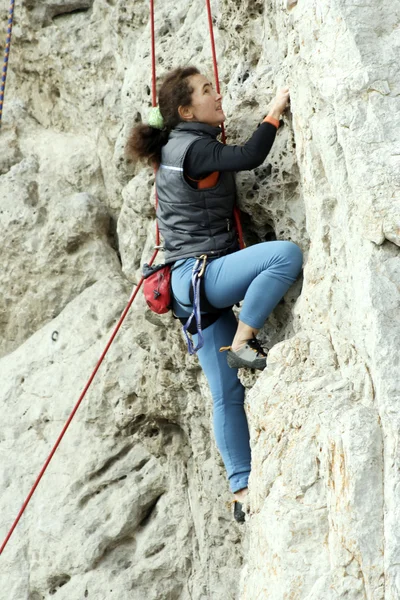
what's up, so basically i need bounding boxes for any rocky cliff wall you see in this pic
[0,0,399,599]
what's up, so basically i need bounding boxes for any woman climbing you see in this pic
[127,66,303,522]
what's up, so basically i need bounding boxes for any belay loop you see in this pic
[182,255,208,354]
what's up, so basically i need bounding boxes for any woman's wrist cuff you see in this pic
[263,115,280,128]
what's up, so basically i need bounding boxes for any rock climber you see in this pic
[127,66,303,522]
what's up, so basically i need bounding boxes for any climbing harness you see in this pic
[0,0,242,555]
[182,255,208,353]
[0,0,15,127]
[180,248,240,353]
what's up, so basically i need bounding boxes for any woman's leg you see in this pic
[204,240,303,330]
[170,241,302,494]
[194,310,251,494]
[172,265,250,494]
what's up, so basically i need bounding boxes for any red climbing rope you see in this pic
[0,0,161,557]
[205,0,244,249]
[0,0,15,127]
[150,0,157,108]
[0,263,157,555]
[149,0,161,250]
[205,0,226,144]
[0,0,242,555]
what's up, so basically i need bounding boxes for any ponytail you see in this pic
[126,66,200,166]
[126,125,169,166]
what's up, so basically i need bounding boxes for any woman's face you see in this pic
[179,74,225,126]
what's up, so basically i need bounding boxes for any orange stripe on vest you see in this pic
[186,171,220,189]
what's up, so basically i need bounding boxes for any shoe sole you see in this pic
[227,351,266,371]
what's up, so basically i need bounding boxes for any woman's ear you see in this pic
[178,105,194,121]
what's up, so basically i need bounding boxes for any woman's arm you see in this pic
[185,88,290,179]
[185,121,278,178]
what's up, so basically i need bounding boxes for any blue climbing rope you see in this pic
[182,256,207,354]
[0,0,16,127]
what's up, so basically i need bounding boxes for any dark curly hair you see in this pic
[126,66,200,166]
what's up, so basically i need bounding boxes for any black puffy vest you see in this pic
[156,122,238,263]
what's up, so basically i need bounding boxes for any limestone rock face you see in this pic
[1,0,399,599]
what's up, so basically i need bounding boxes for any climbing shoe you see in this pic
[233,500,249,523]
[220,336,268,370]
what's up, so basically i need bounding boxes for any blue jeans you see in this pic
[172,241,303,493]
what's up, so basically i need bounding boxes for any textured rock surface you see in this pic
[1,0,399,599]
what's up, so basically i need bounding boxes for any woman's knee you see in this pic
[280,241,303,274]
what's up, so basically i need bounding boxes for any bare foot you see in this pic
[231,321,259,352]
[233,487,248,503]
[231,341,246,352]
